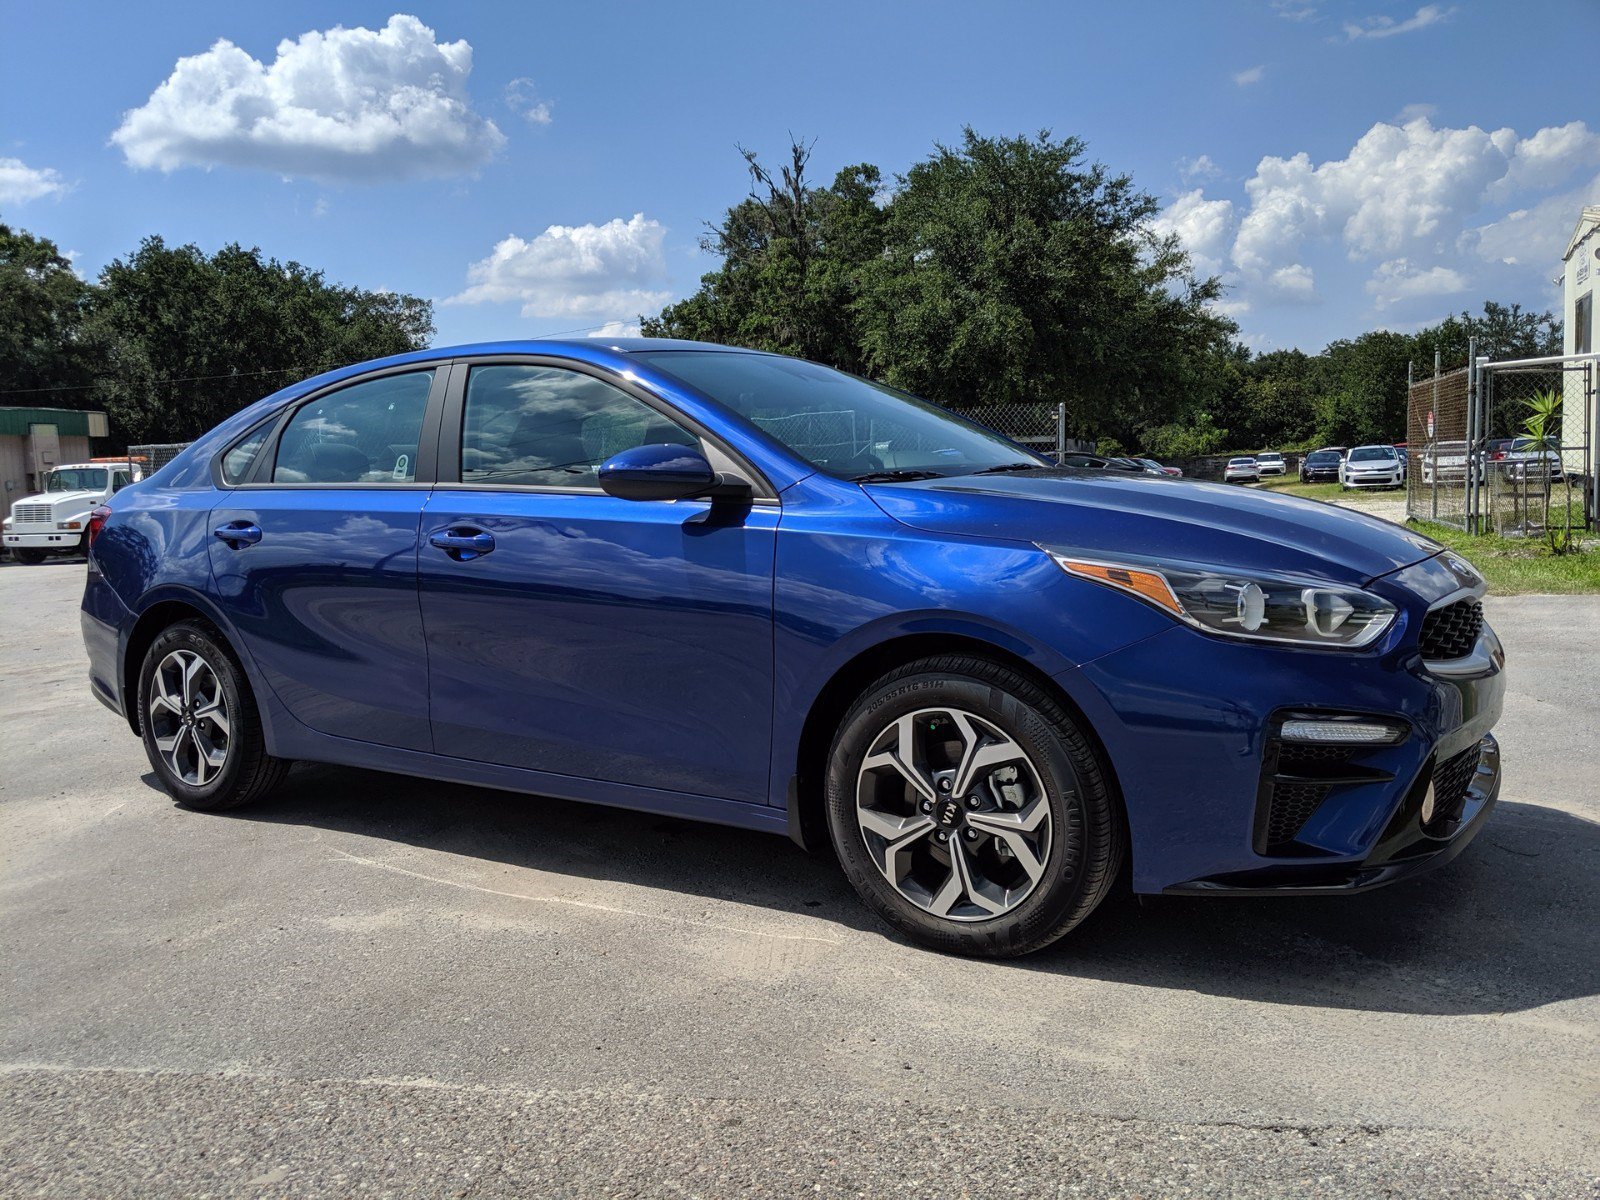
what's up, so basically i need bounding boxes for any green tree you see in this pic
[855,129,1235,447]
[1308,331,1413,447]
[85,237,433,441]
[0,222,99,401]
[643,141,885,372]
[1413,301,1562,370]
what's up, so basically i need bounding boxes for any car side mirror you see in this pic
[599,443,748,502]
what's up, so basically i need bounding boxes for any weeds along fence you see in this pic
[1406,348,1598,538]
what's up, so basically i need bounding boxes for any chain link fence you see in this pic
[962,402,1072,461]
[126,443,190,478]
[1480,359,1595,541]
[1406,364,1473,530]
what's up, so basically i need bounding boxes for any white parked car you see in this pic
[1255,451,1286,476]
[1222,456,1260,483]
[1339,445,1403,490]
[1492,436,1564,483]
[3,462,140,564]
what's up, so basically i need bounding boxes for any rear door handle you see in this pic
[429,527,495,561]
[213,521,262,547]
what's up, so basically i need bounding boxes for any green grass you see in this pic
[1251,476,1348,502]
[1406,520,1600,595]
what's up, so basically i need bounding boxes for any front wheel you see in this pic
[825,656,1123,958]
[138,620,289,811]
[12,548,45,564]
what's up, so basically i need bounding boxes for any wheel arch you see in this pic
[121,590,269,740]
[785,631,1127,860]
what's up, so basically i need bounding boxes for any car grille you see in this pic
[1426,745,1481,833]
[12,504,52,523]
[1419,599,1483,660]
[1253,736,1392,855]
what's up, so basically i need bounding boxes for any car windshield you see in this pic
[635,351,1041,479]
[46,468,107,492]
[1307,452,1337,464]
[1349,447,1395,462]
[1229,458,1254,465]
[1257,453,1281,461]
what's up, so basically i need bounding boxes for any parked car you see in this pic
[1299,448,1344,483]
[3,461,141,564]
[1133,457,1183,478]
[1419,440,1482,485]
[1339,444,1404,490]
[1059,452,1144,472]
[81,340,1505,958]
[1255,451,1286,476]
[1395,447,1408,481]
[1490,436,1563,483]
[1222,456,1260,483]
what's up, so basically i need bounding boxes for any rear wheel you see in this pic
[138,620,288,811]
[826,656,1122,958]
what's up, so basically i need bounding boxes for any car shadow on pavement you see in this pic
[203,764,1598,1018]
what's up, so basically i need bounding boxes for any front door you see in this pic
[207,368,441,750]
[416,361,777,803]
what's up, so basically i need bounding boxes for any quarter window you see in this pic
[273,371,434,484]
[460,365,697,487]
[221,422,273,485]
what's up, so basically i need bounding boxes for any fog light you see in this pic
[1280,719,1403,744]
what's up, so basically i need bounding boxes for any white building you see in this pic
[1563,205,1598,358]
[1559,206,1599,485]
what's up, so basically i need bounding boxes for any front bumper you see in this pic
[1343,472,1402,488]
[1060,553,1504,895]
[5,530,85,549]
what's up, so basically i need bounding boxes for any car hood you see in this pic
[10,489,100,511]
[866,470,1441,586]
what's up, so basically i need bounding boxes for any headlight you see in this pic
[58,519,83,530]
[1042,548,1397,649]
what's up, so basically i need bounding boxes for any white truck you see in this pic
[3,461,140,564]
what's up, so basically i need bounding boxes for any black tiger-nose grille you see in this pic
[1420,599,1483,660]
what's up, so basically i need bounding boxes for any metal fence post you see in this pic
[1465,337,1478,534]
[1432,351,1440,522]
[1055,402,1065,465]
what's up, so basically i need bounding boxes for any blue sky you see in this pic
[3,1,1597,355]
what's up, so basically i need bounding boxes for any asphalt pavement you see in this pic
[2,559,1597,1197]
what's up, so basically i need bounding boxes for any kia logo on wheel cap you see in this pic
[936,798,962,827]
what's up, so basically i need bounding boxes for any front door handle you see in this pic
[213,521,262,547]
[429,527,496,561]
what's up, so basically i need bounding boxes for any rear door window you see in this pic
[273,371,434,484]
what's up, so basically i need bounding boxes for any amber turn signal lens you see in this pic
[1056,560,1184,617]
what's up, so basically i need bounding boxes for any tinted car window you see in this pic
[1306,452,1339,465]
[273,371,434,484]
[637,351,1035,479]
[221,422,274,485]
[1349,447,1395,462]
[461,365,696,488]
[111,471,131,493]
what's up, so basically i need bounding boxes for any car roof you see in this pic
[50,463,112,472]
[1349,444,1395,451]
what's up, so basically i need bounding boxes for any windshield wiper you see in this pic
[970,461,1049,475]
[849,469,947,483]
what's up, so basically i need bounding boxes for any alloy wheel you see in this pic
[148,648,231,786]
[855,707,1054,922]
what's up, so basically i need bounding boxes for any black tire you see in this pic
[825,655,1123,958]
[137,619,289,811]
[13,549,45,565]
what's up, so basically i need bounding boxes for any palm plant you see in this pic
[1521,388,1575,554]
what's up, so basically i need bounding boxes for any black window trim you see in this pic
[436,353,778,503]
[214,362,450,491]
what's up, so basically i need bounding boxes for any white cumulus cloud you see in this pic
[111,14,505,182]
[1233,65,1265,86]
[451,214,670,322]
[1366,258,1469,309]
[0,158,70,204]
[585,320,643,339]
[1160,116,1600,319]
[1151,188,1235,277]
[505,78,553,126]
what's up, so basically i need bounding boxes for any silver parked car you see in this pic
[1255,451,1286,476]
[1340,444,1404,490]
[1222,456,1261,483]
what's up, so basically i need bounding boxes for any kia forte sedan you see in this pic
[81,340,1505,957]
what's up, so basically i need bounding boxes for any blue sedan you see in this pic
[80,340,1505,957]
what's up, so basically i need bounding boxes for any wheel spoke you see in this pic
[151,673,184,717]
[858,808,936,878]
[926,855,966,917]
[860,714,937,803]
[194,700,229,738]
[180,653,206,707]
[949,838,1007,915]
[948,712,1026,797]
[967,797,1051,884]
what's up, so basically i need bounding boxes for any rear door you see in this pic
[416,358,778,803]
[207,366,445,750]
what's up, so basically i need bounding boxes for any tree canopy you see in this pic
[0,228,433,443]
